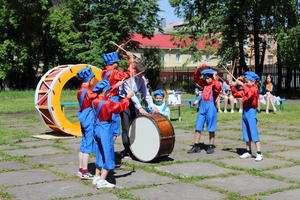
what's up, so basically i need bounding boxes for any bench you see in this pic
[60,102,79,111]
[279,98,286,111]
[186,99,196,108]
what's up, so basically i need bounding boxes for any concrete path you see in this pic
[0,119,300,200]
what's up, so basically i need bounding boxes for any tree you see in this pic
[0,0,161,89]
[169,0,299,78]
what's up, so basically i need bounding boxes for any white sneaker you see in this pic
[97,179,115,189]
[77,171,82,178]
[266,110,269,114]
[273,108,277,113]
[231,110,234,113]
[240,152,252,159]
[92,176,101,185]
[255,154,263,161]
[224,109,227,113]
[81,172,94,180]
[239,109,243,113]
[218,109,223,113]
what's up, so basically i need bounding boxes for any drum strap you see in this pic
[103,70,112,81]
[79,89,88,110]
[93,100,106,121]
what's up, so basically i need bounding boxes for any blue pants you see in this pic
[110,96,121,137]
[79,108,95,154]
[242,108,260,142]
[94,121,115,170]
[195,100,217,132]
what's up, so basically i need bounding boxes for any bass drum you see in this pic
[128,113,175,162]
[34,64,102,136]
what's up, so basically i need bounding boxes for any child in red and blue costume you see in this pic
[187,67,222,154]
[76,67,98,179]
[230,71,263,161]
[91,80,134,189]
[101,51,135,140]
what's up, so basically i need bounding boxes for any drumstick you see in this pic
[111,41,140,59]
[221,65,237,81]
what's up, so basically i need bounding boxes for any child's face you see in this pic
[89,77,95,86]
[155,95,164,103]
[245,78,254,86]
[205,77,213,84]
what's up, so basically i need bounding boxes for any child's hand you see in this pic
[151,106,160,113]
[116,80,125,87]
[127,91,134,98]
[236,80,244,86]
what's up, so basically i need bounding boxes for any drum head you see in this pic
[129,116,160,162]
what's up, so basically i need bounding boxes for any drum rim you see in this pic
[129,113,175,162]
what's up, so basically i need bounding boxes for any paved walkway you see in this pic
[1,117,300,200]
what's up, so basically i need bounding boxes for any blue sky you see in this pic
[158,0,182,23]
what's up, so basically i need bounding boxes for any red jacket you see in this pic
[102,61,135,97]
[194,68,222,101]
[93,96,130,122]
[77,83,98,110]
[231,84,258,108]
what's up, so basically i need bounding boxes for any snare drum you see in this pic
[128,113,175,162]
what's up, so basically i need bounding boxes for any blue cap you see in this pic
[153,90,165,97]
[201,69,216,75]
[245,71,260,82]
[92,80,112,93]
[102,52,120,66]
[77,67,95,82]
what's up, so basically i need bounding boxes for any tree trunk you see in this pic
[277,43,282,92]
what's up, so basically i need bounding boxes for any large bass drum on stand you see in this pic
[34,64,102,136]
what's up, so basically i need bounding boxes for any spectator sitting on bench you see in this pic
[217,74,235,113]
[261,74,278,114]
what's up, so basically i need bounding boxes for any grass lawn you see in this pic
[0,90,299,143]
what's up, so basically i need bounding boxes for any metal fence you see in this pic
[158,65,300,95]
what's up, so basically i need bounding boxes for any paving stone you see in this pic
[6,180,97,200]
[218,130,241,137]
[155,162,237,177]
[70,193,120,200]
[0,145,13,150]
[259,134,286,142]
[266,165,300,181]
[174,129,194,140]
[261,189,300,200]
[169,149,236,161]
[14,140,54,147]
[260,129,299,136]
[0,169,60,186]
[218,124,242,129]
[173,141,190,151]
[64,142,80,151]
[230,144,284,153]
[4,146,67,157]
[272,149,300,160]
[130,182,225,200]
[114,170,175,188]
[200,174,294,195]
[61,137,81,144]
[271,139,300,147]
[219,157,292,169]
[26,153,79,165]
[50,163,79,176]
[0,161,29,170]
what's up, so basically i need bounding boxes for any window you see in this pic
[268,55,273,65]
[267,38,273,48]
[176,53,181,63]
